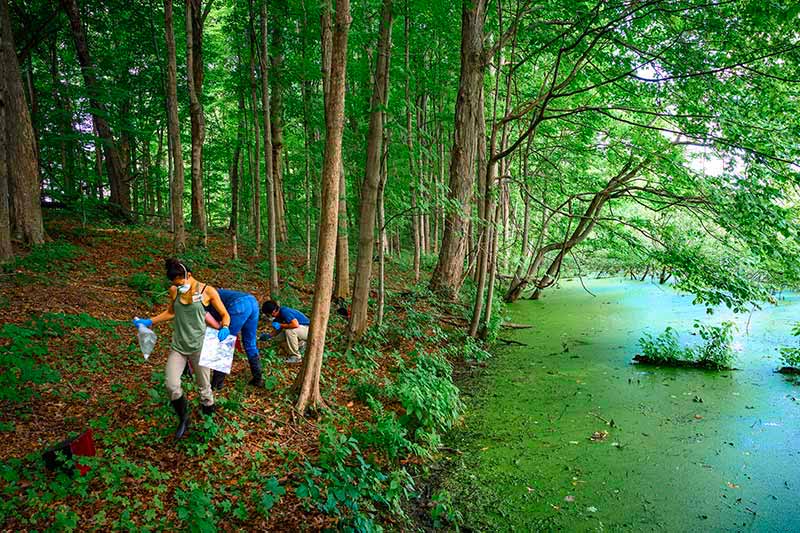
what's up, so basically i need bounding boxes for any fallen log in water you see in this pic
[498,338,527,346]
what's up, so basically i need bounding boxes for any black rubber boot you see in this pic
[201,403,217,416]
[247,354,264,387]
[211,370,226,391]
[170,396,190,440]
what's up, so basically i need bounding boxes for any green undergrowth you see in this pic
[290,289,504,531]
[2,241,83,281]
[0,284,499,531]
[638,320,737,369]
[0,312,125,404]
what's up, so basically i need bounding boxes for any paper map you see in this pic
[198,328,236,374]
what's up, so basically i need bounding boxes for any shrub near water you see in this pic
[779,322,800,370]
[639,326,684,364]
[638,320,736,369]
[691,321,736,369]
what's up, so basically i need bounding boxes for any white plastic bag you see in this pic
[134,318,157,360]
[198,328,236,374]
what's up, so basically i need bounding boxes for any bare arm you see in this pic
[205,286,231,327]
[205,312,221,329]
[281,318,300,330]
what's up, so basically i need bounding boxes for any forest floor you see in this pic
[0,212,482,531]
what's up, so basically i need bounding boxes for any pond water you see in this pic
[442,279,800,532]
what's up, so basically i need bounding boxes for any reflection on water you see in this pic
[444,278,800,532]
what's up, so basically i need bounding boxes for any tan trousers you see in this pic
[165,349,214,406]
[273,325,309,357]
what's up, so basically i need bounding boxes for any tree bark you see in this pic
[377,131,389,327]
[270,0,288,243]
[0,1,10,261]
[260,0,279,297]
[248,0,262,252]
[185,0,207,243]
[469,87,491,338]
[404,3,420,283]
[429,0,486,299]
[347,0,393,343]
[479,200,501,339]
[333,152,350,299]
[164,0,186,251]
[301,0,313,269]
[61,0,130,215]
[50,37,75,199]
[294,0,351,414]
[2,0,45,249]
[322,5,349,301]
[230,91,244,237]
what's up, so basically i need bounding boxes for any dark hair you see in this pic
[261,300,279,316]
[165,258,191,281]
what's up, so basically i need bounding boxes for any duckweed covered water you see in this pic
[443,279,800,532]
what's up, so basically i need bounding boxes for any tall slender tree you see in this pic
[347,0,393,343]
[270,0,288,243]
[321,4,350,301]
[185,0,208,242]
[248,0,262,251]
[294,0,351,414]
[430,0,487,299]
[404,2,420,283]
[164,0,186,251]
[260,0,279,296]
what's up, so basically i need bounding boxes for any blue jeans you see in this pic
[226,294,260,361]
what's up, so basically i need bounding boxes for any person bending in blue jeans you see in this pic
[205,289,263,389]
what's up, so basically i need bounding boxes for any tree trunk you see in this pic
[334,165,350,299]
[480,201,501,339]
[156,129,165,218]
[429,0,486,299]
[301,0,313,269]
[659,267,671,284]
[294,0,351,414]
[514,139,532,279]
[229,136,241,259]
[164,0,186,251]
[185,0,207,243]
[248,0,262,252]
[93,121,104,200]
[231,89,245,238]
[377,131,389,327]
[260,0,279,297]
[404,4,420,283]
[229,141,241,233]
[469,88,491,338]
[61,0,130,215]
[50,37,75,199]
[270,0,288,243]
[322,4,349,301]
[0,1,10,261]
[2,0,45,248]
[347,0,393,343]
